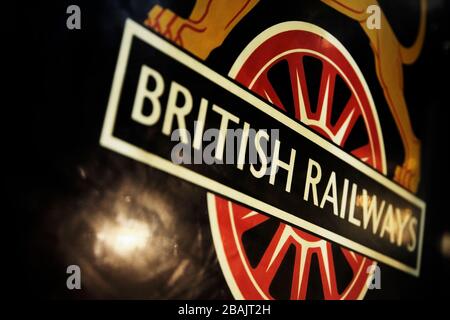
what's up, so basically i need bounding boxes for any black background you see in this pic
[9,0,450,299]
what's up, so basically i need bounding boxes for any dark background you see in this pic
[9,0,450,299]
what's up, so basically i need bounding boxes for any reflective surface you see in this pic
[12,0,450,299]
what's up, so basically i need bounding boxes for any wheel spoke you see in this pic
[232,204,270,234]
[317,242,339,298]
[253,224,291,292]
[290,243,311,299]
[252,74,286,112]
[351,144,372,165]
[316,65,337,126]
[332,95,361,146]
[287,55,310,121]
[341,248,364,273]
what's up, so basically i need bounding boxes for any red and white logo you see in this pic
[208,22,386,300]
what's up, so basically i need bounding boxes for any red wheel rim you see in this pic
[208,22,386,300]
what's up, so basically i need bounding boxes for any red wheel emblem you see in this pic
[208,22,386,300]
